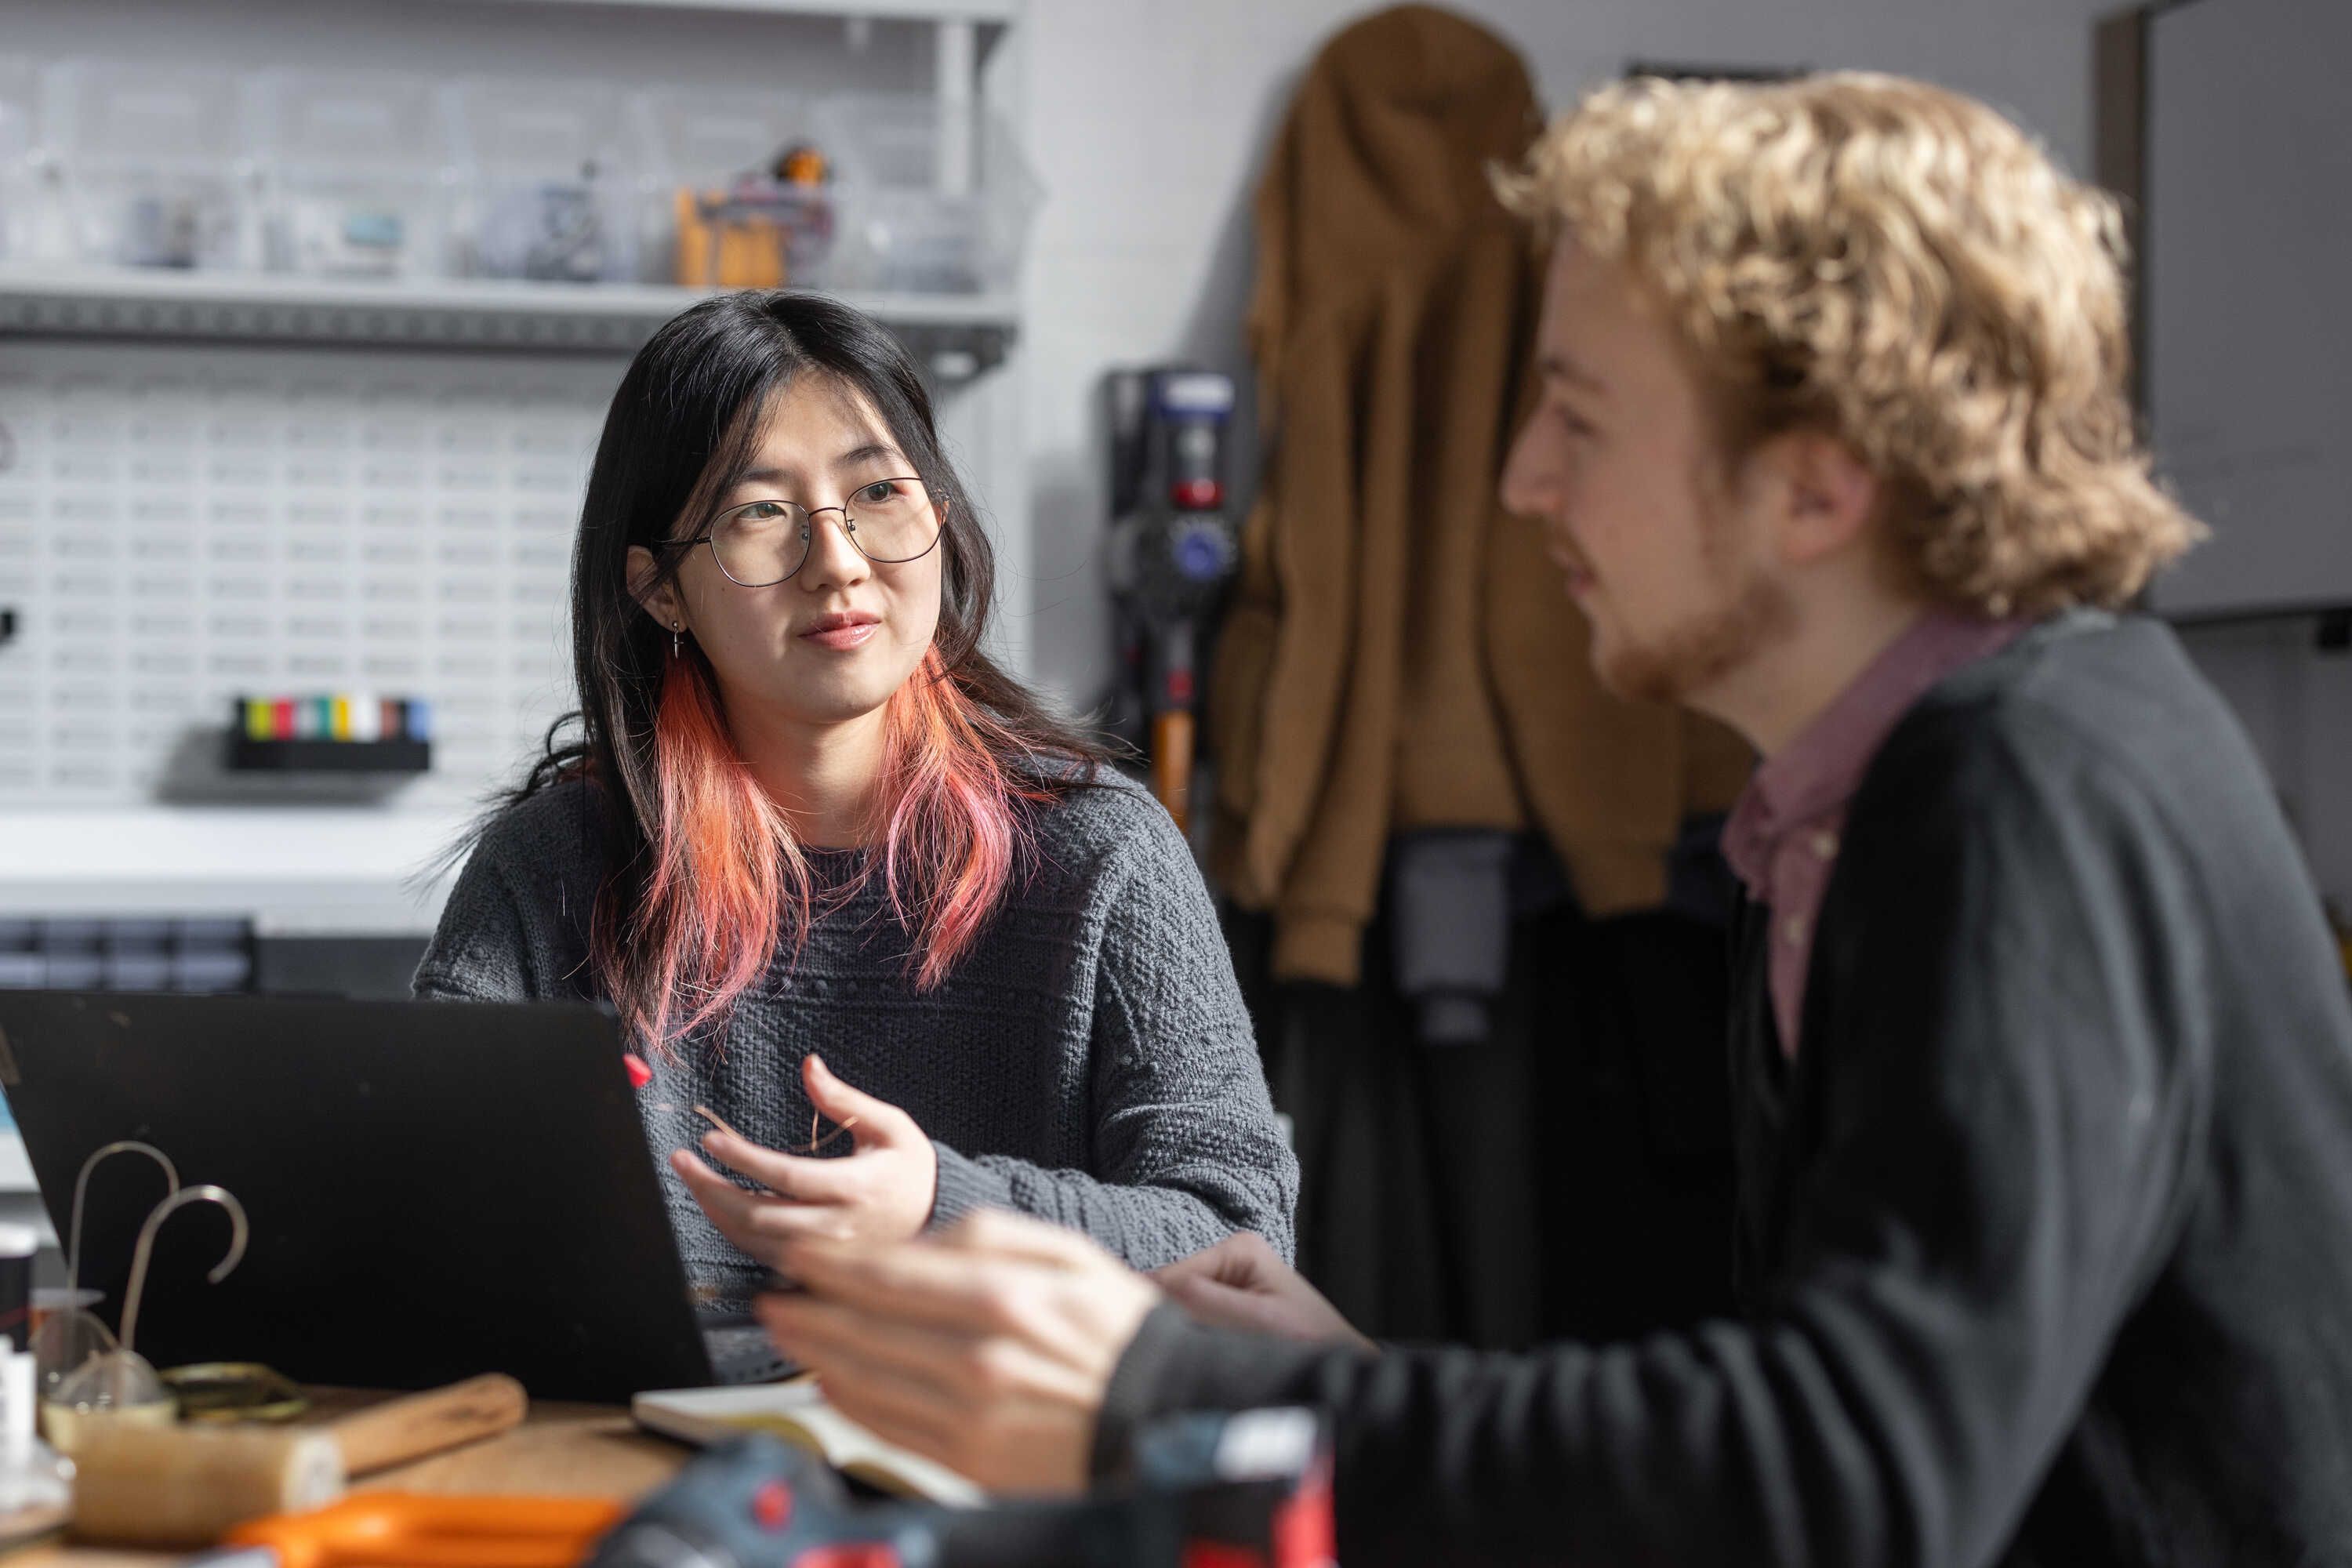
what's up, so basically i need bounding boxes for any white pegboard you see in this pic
[0,341,616,807]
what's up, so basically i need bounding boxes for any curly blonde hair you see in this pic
[1495,72,2199,617]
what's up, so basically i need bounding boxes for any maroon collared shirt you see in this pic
[1722,611,2030,1057]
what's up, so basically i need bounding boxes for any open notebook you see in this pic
[631,1377,985,1506]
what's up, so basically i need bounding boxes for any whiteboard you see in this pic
[2146,0,2352,617]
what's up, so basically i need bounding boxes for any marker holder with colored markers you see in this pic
[226,694,434,773]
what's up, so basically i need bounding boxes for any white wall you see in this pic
[1009,0,2352,913]
[1011,0,2124,701]
[2178,620,2352,916]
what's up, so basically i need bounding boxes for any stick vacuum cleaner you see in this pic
[1103,368,1240,837]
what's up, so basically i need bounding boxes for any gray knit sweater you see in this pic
[412,771,1298,1310]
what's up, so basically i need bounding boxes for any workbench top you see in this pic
[20,1388,691,1568]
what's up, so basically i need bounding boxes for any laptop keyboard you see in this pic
[703,1322,794,1385]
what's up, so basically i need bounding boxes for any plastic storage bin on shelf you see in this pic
[0,57,67,265]
[451,78,641,284]
[256,72,449,280]
[815,93,1037,296]
[51,63,261,270]
[0,917,254,994]
[637,88,835,290]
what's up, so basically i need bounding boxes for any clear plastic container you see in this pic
[635,88,833,288]
[814,93,1038,296]
[639,89,815,187]
[256,72,449,279]
[0,1349,70,1549]
[50,62,262,270]
[0,58,62,263]
[451,78,640,284]
[27,1298,111,1405]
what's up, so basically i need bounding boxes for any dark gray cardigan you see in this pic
[1095,613,2352,1568]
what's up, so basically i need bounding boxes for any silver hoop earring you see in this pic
[672,621,682,659]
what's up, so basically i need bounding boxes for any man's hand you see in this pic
[671,1054,938,1268]
[757,1210,1160,1495]
[1152,1232,1377,1352]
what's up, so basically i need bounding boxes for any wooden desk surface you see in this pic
[20,1388,691,1568]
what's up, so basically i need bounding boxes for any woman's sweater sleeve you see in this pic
[412,833,546,1002]
[929,794,1301,1269]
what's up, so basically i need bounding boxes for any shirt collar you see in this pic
[1723,609,2030,898]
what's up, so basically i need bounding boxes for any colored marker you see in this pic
[347,690,380,742]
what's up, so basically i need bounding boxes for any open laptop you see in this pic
[0,991,789,1402]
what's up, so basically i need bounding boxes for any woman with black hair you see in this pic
[416,291,1296,1313]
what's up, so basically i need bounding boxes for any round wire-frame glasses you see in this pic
[671,477,944,587]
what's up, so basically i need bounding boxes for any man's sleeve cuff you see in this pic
[1091,1300,1201,1481]
[1087,1302,1349,1483]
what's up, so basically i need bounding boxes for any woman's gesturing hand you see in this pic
[671,1054,939,1266]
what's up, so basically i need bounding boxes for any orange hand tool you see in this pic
[205,1494,625,1568]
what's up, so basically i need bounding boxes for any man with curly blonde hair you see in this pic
[752,73,2352,1568]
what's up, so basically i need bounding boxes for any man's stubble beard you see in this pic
[1592,479,1796,707]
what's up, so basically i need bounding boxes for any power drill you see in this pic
[584,1407,1334,1568]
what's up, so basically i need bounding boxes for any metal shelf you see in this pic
[449,0,1020,22]
[0,267,1020,376]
